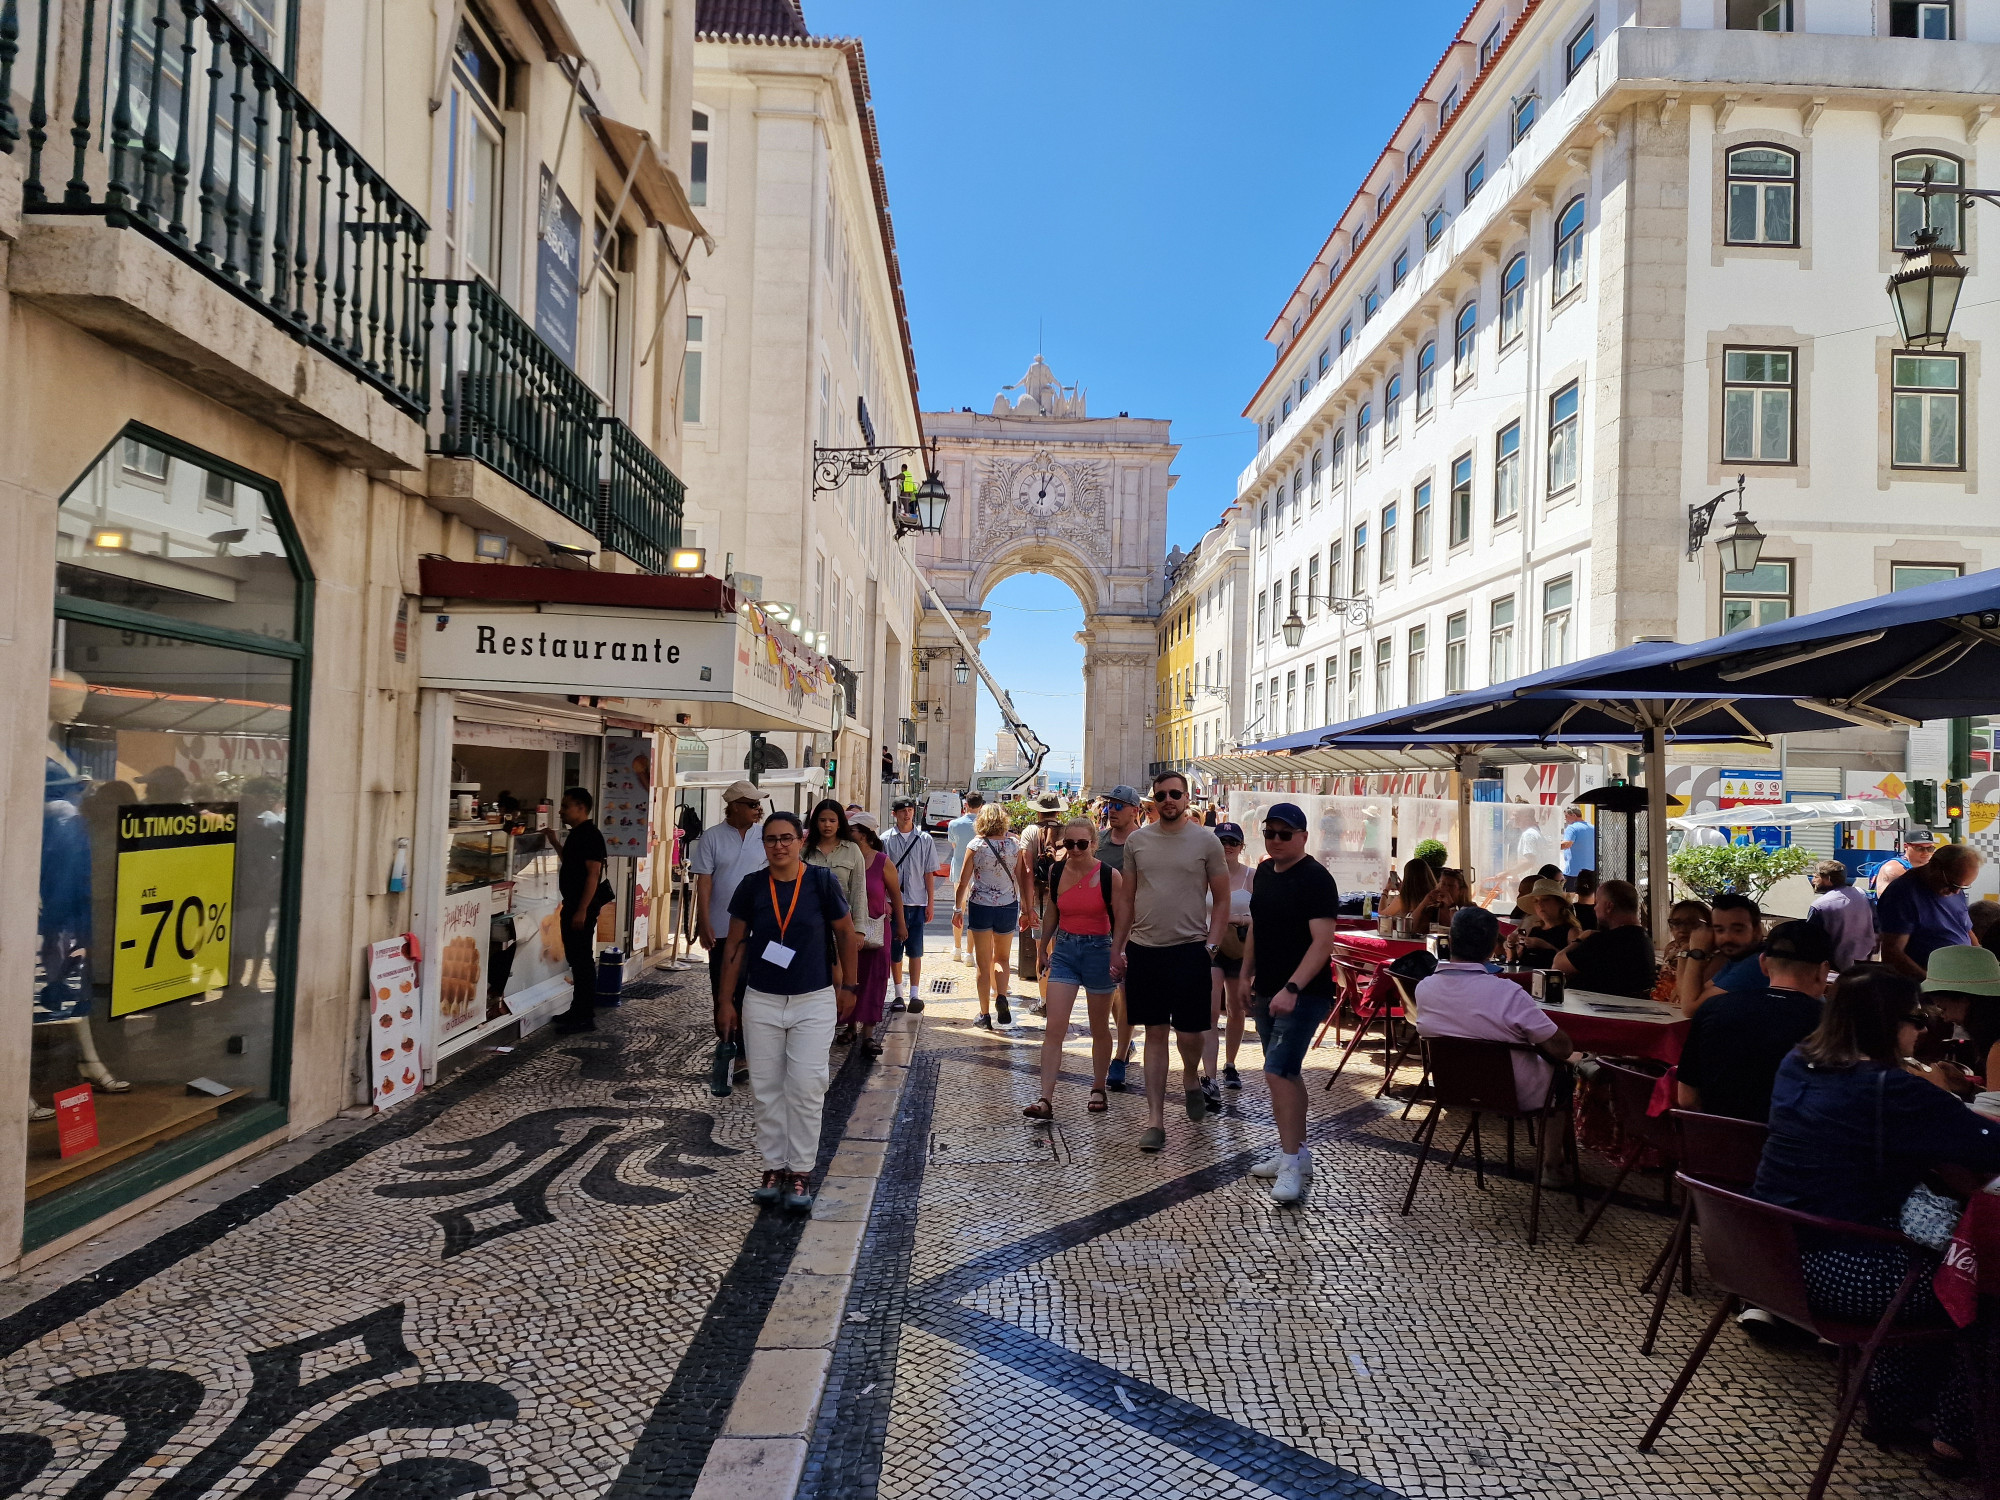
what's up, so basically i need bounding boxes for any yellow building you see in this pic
[1152,549,1198,776]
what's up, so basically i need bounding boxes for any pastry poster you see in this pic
[366,937,422,1109]
[601,735,653,858]
[112,802,237,1017]
[436,890,489,1040]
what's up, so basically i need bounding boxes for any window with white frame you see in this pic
[1307,554,1321,617]
[1378,183,1394,218]
[1495,422,1521,521]
[1292,468,1306,519]
[1380,504,1398,582]
[1374,637,1393,709]
[1442,85,1461,118]
[1407,625,1427,704]
[1445,611,1468,691]
[1347,648,1364,719]
[1257,500,1269,546]
[689,109,711,206]
[1512,93,1538,144]
[1385,374,1404,441]
[1285,671,1297,734]
[1417,341,1437,417]
[1310,448,1324,506]
[1722,348,1796,464]
[1566,18,1595,78]
[1727,0,1792,27]
[1256,589,1268,641]
[1331,427,1346,482]
[1480,25,1502,67]
[1554,197,1586,299]
[1425,207,1445,247]
[1412,479,1433,567]
[1450,453,1473,545]
[1500,255,1527,345]
[1548,384,1581,496]
[1454,302,1478,377]
[1254,680,1264,727]
[1490,596,1516,681]
[1289,567,1301,626]
[1722,559,1792,632]
[1352,523,1368,594]
[1392,249,1410,288]
[1895,152,1963,251]
[1892,353,1964,469]
[682,315,705,423]
[1329,540,1343,597]
[1357,402,1373,457]
[1893,562,1964,590]
[1465,155,1486,201]
[1725,146,1798,247]
[1324,657,1338,723]
[1891,1,1954,38]
[1303,664,1316,727]
[1542,576,1574,667]
[445,16,506,284]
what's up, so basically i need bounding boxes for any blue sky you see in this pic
[814,0,1473,776]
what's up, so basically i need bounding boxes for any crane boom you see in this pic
[894,548,1049,795]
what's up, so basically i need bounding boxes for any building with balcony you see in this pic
[0,0,727,1267]
[1181,506,1253,766]
[676,0,924,819]
[1235,0,2000,783]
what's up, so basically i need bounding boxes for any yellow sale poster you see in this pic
[112,802,237,1017]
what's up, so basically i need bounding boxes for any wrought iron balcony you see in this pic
[2,0,431,415]
[424,277,602,533]
[598,417,684,575]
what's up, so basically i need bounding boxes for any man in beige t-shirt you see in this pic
[1111,770,1230,1152]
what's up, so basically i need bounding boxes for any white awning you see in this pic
[1669,796,1909,829]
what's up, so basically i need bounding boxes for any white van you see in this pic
[923,790,962,833]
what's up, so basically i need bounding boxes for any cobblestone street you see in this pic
[0,942,1976,1497]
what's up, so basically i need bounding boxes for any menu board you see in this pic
[602,734,654,858]
[366,937,422,1109]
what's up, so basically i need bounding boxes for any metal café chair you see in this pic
[1398,1035,1583,1246]
[1573,1058,1679,1246]
[1322,960,1405,1089]
[1311,956,1373,1053]
[1638,1176,1954,1500]
[1638,1110,1769,1355]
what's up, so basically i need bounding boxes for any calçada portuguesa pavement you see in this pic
[0,935,1972,1498]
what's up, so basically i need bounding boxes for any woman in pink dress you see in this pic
[848,815,906,1059]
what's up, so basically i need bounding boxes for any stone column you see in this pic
[916,609,988,792]
[1078,615,1160,793]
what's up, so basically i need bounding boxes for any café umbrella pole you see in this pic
[1643,724,1670,944]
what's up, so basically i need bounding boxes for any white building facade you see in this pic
[1155,507,1252,776]
[1239,0,2000,752]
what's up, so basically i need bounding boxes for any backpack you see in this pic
[1029,825,1061,897]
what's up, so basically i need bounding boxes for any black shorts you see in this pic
[1125,941,1214,1033]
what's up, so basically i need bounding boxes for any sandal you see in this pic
[863,1038,884,1058]
[1087,1089,1108,1114]
[1022,1098,1054,1121]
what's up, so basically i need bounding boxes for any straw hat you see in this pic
[1526,878,1570,902]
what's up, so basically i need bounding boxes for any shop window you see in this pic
[37,428,308,1234]
[1723,559,1793,632]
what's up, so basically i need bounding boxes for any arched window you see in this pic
[1416,340,1437,416]
[1725,145,1798,246]
[1330,427,1346,481]
[1384,373,1404,438]
[1357,402,1373,454]
[1454,302,1477,374]
[1896,151,1962,251]
[1258,501,1269,545]
[1309,448,1324,505]
[1553,197,1587,298]
[1499,254,1528,345]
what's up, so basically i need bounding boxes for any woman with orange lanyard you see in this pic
[1023,818,1124,1120]
[717,810,860,1214]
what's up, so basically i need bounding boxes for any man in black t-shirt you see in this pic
[1554,878,1657,999]
[552,786,613,1033]
[1239,802,1340,1206]
[1676,920,1828,1122]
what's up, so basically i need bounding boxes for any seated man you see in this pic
[1675,919,1829,1122]
[1416,908,1576,1176]
[1673,892,1766,1013]
[1553,878,1657,998]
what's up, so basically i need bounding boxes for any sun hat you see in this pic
[1527,878,1570,902]
[1921,944,2000,997]
[849,810,879,830]
[1031,792,1066,813]
[721,780,761,805]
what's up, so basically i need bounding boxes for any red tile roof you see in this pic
[694,0,807,39]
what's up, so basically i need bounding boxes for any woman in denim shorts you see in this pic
[952,803,1028,1028]
[1024,819,1124,1121]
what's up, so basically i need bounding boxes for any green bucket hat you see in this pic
[1920,943,2000,997]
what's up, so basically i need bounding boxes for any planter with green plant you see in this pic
[1667,842,1814,904]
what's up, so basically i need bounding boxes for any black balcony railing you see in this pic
[898,716,916,746]
[599,417,684,574]
[3,0,430,415]
[425,278,602,532]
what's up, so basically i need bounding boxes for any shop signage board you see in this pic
[112,802,237,1017]
[366,938,422,1109]
[1716,769,1783,809]
[602,734,654,858]
[535,168,582,368]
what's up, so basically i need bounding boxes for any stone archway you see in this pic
[915,363,1179,793]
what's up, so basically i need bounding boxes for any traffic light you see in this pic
[1908,779,1939,824]
[1946,779,1967,821]
[823,758,837,790]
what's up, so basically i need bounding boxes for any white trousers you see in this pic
[741,985,837,1172]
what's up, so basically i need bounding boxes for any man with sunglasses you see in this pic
[1878,841,1981,979]
[1111,770,1230,1150]
[1239,802,1341,1203]
[1095,785,1143,1088]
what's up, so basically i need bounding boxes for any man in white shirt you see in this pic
[947,793,982,963]
[885,797,937,1013]
[692,781,767,1040]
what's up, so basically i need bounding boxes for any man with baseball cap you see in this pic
[885,797,934,1014]
[691,782,767,1063]
[1676,919,1830,1123]
[1097,786,1144,1088]
[1110,769,1230,1151]
[1873,832,1937,895]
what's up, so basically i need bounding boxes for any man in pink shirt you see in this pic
[1414,907,1575,1176]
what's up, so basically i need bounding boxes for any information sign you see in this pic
[112,802,236,1017]
[366,937,422,1109]
[53,1084,98,1158]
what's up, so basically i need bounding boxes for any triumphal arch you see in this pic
[914,358,1178,794]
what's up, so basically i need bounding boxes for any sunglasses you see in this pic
[1262,826,1301,840]
[1217,836,1243,847]
[1060,839,1092,851]
[1155,788,1187,800]
[1102,800,1128,811]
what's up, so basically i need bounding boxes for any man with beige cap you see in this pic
[692,781,767,1049]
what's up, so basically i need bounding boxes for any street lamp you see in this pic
[953,656,970,685]
[1685,475,1762,573]
[1889,227,1967,349]
[914,475,951,533]
[1282,609,1306,648]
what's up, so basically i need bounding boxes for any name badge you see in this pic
[763,940,797,969]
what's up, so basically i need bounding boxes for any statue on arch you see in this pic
[993,355,1086,419]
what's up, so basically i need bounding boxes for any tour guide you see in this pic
[716,810,860,1214]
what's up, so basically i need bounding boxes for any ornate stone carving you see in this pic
[974,449,1111,566]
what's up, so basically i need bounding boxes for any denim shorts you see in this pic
[965,900,1019,933]
[1046,931,1115,993]
[891,907,926,962]
[1253,992,1336,1079]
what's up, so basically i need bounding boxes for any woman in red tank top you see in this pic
[1024,819,1123,1122]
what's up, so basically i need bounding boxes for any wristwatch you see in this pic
[1282,981,1301,996]
[1682,949,1711,962]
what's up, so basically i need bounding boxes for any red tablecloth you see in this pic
[1940,1191,2000,1326]
[1538,1007,1690,1064]
[1334,934,1428,965]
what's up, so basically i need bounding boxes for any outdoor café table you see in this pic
[1532,987,1691,1066]
[1333,933,1429,966]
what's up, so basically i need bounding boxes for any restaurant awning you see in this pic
[1670,797,1909,830]
[589,114,716,252]
[1194,742,1586,783]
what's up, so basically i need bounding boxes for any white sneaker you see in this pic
[1249,1148,1313,1180]
[1270,1161,1305,1205]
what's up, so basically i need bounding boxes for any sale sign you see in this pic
[366,937,422,1109]
[53,1084,98,1158]
[112,802,237,1017]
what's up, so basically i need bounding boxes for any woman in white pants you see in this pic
[717,810,859,1213]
